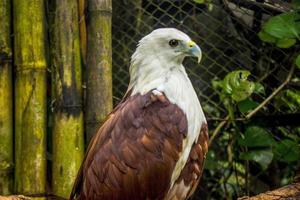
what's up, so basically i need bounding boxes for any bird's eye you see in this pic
[169,39,179,47]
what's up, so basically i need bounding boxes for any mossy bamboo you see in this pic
[13,0,47,196]
[0,0,13,195]
[78,0,87,65]
[49,0,84,197]
[85,0,113,142]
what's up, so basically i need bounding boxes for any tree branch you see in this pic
[238,182,300,200]
[228,0,291,15]
[209,64,295,145]
[209,116,229,146]
[246,64,296,119]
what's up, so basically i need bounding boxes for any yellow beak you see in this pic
[187,41,202,63]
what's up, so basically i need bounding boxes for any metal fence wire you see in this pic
[111,0,295,116]
[111,0,298,199]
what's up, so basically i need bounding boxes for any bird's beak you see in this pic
[186,41,202,63]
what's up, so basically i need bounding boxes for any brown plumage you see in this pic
[167,124,208,200]
[70,92,208,200]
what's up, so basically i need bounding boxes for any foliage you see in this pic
[259,11,300,68]
[274,139,300,163]
[296,54,300,69]
[238,126,275,148]
[212,70,260,120]
[258,11,300,48]
[275,89,300,112]
[193,0,205,4]
[206,68,300,198]
[213,70,255,102]
[204,7,300,199]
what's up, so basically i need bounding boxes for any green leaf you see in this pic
[296,54,300,69]
[254,83,265,95]
[193,0,205,4]
[258,31,277,43]
[238,126,275,147]
[238,99,259,113]
[274,139,300,163]
[263,11,300,39]
[233,162,246,174]
[223,70,255,102]
[202,103,221,118]
[274,89,300,111]
[212,79,223,90]
[240,150,273,170]
[286,89,300,106]
[276,38,297,48]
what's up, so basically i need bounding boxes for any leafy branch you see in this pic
[208,9,300,174]
[246,64,296,119]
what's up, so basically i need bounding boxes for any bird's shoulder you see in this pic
[70,90,188,200]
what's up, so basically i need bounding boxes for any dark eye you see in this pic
[169,39,179,47]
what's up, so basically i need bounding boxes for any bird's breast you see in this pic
[150,69,207,188]
[131,67,206,187]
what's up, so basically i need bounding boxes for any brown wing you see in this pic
[166,123,208,200]
[70,91,188,200]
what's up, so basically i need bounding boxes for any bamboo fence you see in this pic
[13,0,47,197]
[48,0,84,198]
[85,0,113,142]
[0,0,13,195]
[0,0,112,198]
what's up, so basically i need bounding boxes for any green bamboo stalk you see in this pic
[86,0,113,142]
[0,0,13,195]
[78,0,87,65]
[49,0,84,197]
[13,0,47,197]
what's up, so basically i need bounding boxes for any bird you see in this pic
[70,28,208,200]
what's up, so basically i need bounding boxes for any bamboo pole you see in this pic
[13,0,47,197]
[78,0,87,65]
[48,0,84,197]
[0,0,13,195]
[85,0,113,142]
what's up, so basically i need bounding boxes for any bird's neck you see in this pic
[127,54,186,96]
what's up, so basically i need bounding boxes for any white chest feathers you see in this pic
[131,65,206,187]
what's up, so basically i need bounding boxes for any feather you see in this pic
[70,92,187,200]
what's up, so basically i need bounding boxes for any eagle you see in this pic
[70,28,208,200]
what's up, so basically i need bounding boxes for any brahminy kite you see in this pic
[70,28,208,200]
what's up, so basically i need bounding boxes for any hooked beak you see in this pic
[186,41,202,63]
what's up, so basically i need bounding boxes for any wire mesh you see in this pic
[111,0,298,199]
[112,0,295,118]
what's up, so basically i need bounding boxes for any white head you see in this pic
[128,28,202,93]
